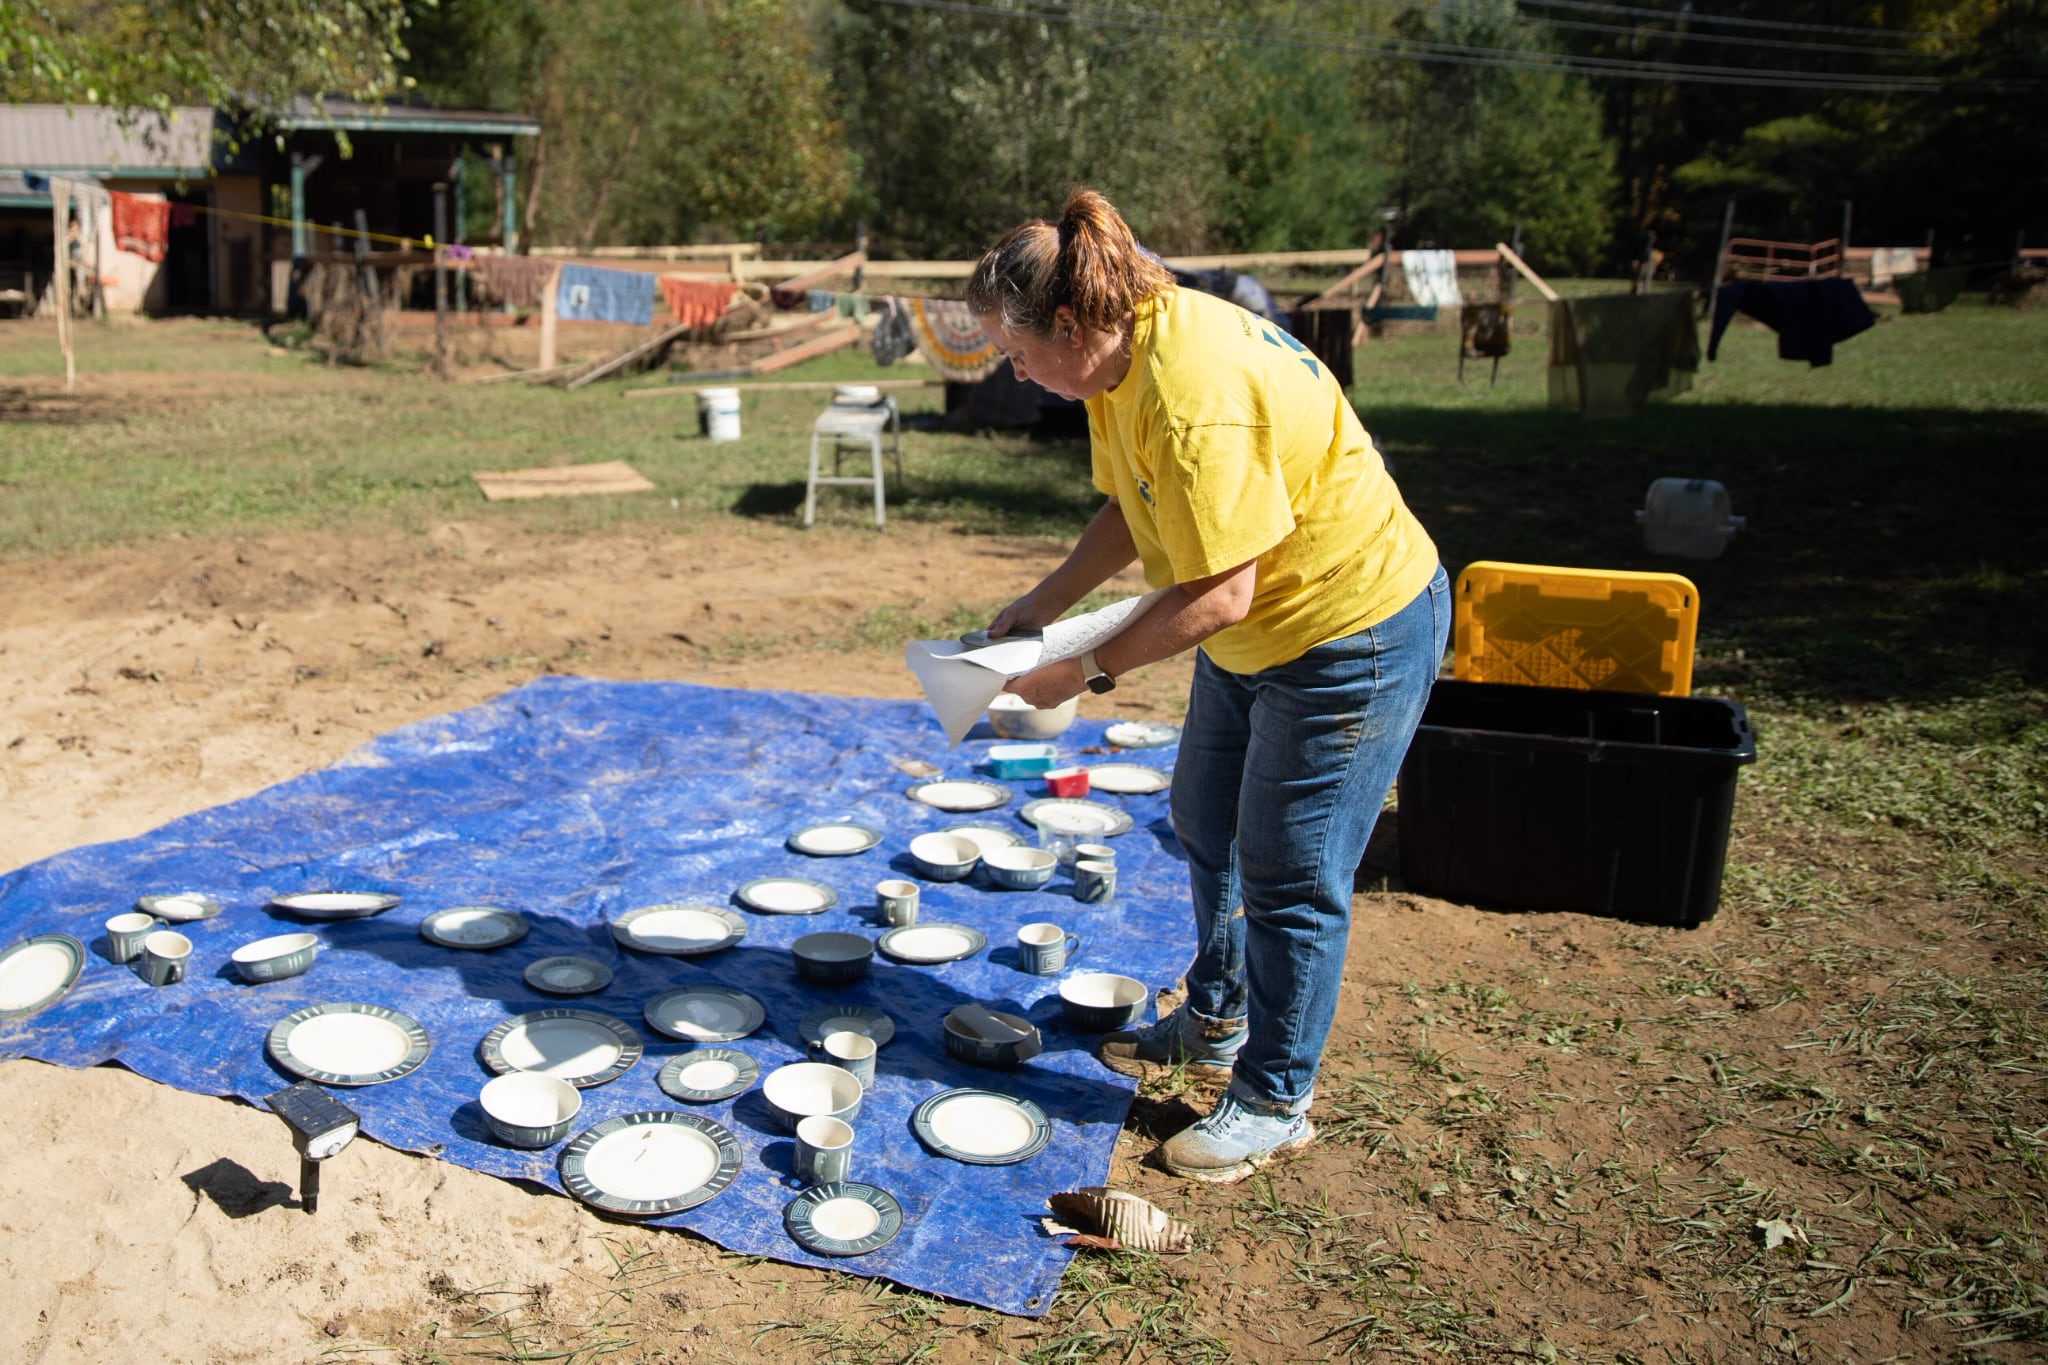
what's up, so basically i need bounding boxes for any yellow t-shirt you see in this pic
[1085,287,1438,674]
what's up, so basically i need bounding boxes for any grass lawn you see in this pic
[2,292,2044,1358]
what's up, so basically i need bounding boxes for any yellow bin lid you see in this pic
[1454,561,1699,697]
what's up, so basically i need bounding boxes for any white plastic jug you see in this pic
[1638,478,1745,560]
[697,387,742,442]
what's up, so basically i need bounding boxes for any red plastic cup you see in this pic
[1044,766,1090,798]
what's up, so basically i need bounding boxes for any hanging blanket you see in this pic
[1400,250,1462,309]
[109,191,169,263]
[556,263,655,326]
[659,276,740,328]
[472,256,557,309]
[1548,292,1700,418]
[906,298,1002,382]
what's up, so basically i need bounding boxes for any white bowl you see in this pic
[982,845,1057,890]
[987,692,1079,741]
[762,1061,865,1132]
[909,831,981,881]
[479,1071,583,1147]
[230,932,320,983]
[1058,972,1149,1030]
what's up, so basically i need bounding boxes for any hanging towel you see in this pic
[472,255,557,309]
[658,276,740,328]
[871,296,915,366]
[1868,246,1921,289]
[1547,292,1700,418]
[769,285,806,310]
[1707,278,1875,367]
[905,297,1002,382]
[1895,266,1968,314]
[805,288,835,312]
[1401,250,1462,309]
[109,191,170,263]
[835,293,872,321]
[556,263,655,326]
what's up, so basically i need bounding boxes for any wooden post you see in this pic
[1840,199,1853,254]
[1709,199,1737,301]
[1494,242,1559,303]
[353,209,383,359]
[538,262,561,370]
[854,221,867,292]
[432,182,450,378]
[51,178,74,394]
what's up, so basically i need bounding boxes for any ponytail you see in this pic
[965,188,1172,338]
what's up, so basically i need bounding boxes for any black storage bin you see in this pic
[1396,680,1756,927]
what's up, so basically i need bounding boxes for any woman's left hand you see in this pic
[1005,657,1086,709]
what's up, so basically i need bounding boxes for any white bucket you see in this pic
[1637,477,1745,560]
[698,387,742,442]
[834,384,880,406]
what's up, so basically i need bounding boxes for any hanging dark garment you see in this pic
[1707,277,1876,367]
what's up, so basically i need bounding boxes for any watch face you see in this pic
[307,1122,357,1160]
[1087,674,1116,694]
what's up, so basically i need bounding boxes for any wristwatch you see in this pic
[1080,649,1116,695]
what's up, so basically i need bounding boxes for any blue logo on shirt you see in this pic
[1261,325,1320,379]
[1136,478,1153,505]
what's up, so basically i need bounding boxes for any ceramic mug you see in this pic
[814,1029,877,1089]
[1073,859,1117,904]
[1074,843,1115,868]
[795,1114,854,1185]
[1017,922,1080,975]
[875,879,919,928]
[138,929,192,986]
[105,912,161,964]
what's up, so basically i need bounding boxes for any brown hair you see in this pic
[964,188,1172,339]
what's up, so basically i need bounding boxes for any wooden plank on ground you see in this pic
[747,324,862,375]
[565,320,696,390]
[474,461,656,502]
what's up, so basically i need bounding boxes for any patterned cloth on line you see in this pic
[472,256,558,309]
[556,263,655,326]
[659,276,740,328]
[906,297,1002,382]
[871,297,915,366]
[1401,250,1462,309]
[110,191,169,263]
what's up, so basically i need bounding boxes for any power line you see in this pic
[865,0,2032,94]
[1500,7,1956,59]
[1515,0,1958,44]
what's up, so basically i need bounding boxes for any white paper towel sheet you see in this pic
[904,589,1172,745]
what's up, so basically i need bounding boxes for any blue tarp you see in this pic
[0,676,1194,1316]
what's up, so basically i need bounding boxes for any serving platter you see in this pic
[734,878,839,916]
[419,905,529,951]
[1084,763,1171,796]
[135,893,224,923]
[1104,720,1181,749]
[266,1002,431,1087]
[480,1009,642,1088]
[1018,798,1135,839]
[0,934,85,1020]
[875,923,987,966]
[786,822,883,857]
[938,822,1025,855]
[558,1111,742,1217]
[522,956,614,996]
[904,778,1010,813]
[268,890,402,920]
[797,1004,897,1050]
[656,1047,760,1103]
[911,1087,1053,1165]
[610,903,749,956]
[642,985,766,1043]
[783,1182,905,1257]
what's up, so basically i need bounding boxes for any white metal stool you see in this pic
[804,397,902,530]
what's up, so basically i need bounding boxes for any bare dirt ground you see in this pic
[2,420,2042,1360]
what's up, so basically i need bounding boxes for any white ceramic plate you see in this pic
[904,778,1011,813]
[419,905,529,951]
[1085,763,1171,795]
[911,1088,1053,1165]
[656,1047,760,1103]
[523,956,614,995]
[783,1182,905,1257]
[875,923,987,965]
[558,1111,742,1217]
[266,1002,431,1087]
[786,823,883,857]
[135,893,223,923]
[797,1005,896,1049]
[480,1009,643,1088]
[0,934,85,1019]
[939,822,1025,855]
[1104,720,1181,749]
[734,878,838,916]
[269,890,401,920]
[642,985,766,1043]
[1018,798,1135,838]
[611,903,749,955]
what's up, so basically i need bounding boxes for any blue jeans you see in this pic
[1170,566,1450,1117]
